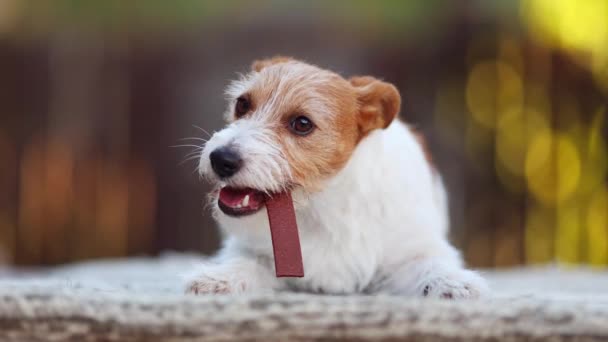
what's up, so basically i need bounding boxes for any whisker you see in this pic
[184,149,202,156]
[193,125,212,138]
[182,154,201,162]
[179,137,208,142]
[183,154,202,161]
[185,150,202,155]
[170,144,204,149]
[178,154,202,166]
[183,151,202,159]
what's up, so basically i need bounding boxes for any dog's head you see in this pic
[199,56,401,217]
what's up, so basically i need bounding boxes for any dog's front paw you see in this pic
[421,270,488,299]
[186,279,231,295]
[185,276,247,295]
[184,257,278,295]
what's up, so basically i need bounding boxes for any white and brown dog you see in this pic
[187,56,488,299]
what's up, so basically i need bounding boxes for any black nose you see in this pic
[210,147,242,178]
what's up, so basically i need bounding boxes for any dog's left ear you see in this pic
[251,56,293,72]
[350,76,401,136]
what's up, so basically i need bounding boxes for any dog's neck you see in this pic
[293,128,389,239]
[296,121,443,239]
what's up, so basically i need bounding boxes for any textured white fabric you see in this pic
[0,254,607,341]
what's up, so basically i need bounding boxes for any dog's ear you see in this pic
[350,76,401,135]
[251,56,293,72]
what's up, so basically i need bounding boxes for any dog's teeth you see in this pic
[235,203,242,209]
[242,195,250,207]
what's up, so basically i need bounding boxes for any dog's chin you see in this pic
[216,186,268,217]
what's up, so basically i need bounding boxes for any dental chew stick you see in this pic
[265,191,304,277]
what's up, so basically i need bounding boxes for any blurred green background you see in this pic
[0,0,606,267]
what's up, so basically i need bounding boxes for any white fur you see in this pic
[189,117,488,298]
[198,117,291,195]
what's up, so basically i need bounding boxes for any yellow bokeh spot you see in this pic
[521,0,608,60]
[495,108,527,193]
[586,188,608,265]
[466,60,523,129]
[496,108,549,175]
[525,204,554,264]
[588,108,607,167]
[579,108,608,194]
[495,108,550,192]
[555,205,581,264]
[525,132,581,206]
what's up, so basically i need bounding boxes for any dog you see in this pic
[187,56,488,298]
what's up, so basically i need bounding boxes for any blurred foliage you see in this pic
[4,0,227,35]
[4,0,514,37]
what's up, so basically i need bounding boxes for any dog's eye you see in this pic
[235,96,251,117]
[289,116,315,135]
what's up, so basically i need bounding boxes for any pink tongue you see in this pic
[219,188,262,208]
[265,192,304,277]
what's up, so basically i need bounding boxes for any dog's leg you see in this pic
[380,257,489,299]
[185,255,279,295]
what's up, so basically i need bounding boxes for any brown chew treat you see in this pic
[265,192,304,277]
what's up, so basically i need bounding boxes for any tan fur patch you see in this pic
[251,56,294,72]
[229,58,402,191]
[350,76,401,138]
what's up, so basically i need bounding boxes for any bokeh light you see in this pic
[521,0,608,59]
[555,204,581,264]
[525,204,555,264]
[466,61,523,129]
[525,132,581,206]
[587,188,608,265]
[495,108,549,193]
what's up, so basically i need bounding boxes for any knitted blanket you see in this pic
[1,254,607,341]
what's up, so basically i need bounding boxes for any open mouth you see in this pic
[217,187,267,217]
